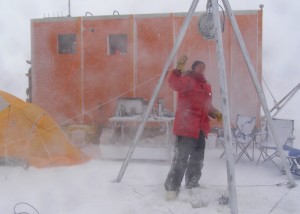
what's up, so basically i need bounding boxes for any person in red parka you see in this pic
[164,56,222,200]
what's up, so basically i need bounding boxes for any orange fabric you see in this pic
[0,90,90,168]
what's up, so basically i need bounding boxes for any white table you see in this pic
[108,115,174,145]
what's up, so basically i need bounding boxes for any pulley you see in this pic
[198,0,225,40]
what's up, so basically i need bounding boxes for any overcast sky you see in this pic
[0,0,299,122]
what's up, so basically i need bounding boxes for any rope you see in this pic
[210,181,289,188]
[268,189,291,213]
[13,202,39,214]
[210,182,292,213]
[0,71,162,147]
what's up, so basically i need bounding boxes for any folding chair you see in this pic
[255,118,295,169]
[214,128,226,158]
[215,114,256,162]
[233,115,256,163]
[283,145,300,176]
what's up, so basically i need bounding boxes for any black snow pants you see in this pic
[164,131,206,191]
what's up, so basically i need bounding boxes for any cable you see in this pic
[218,4,225,32]
[13,202,39,214]
[0,71,163,147]
[263,77,277,104]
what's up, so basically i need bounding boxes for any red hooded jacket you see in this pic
[168,69,217,139]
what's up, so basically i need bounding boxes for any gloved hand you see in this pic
[176,55,188,71]
[215,111,223,122]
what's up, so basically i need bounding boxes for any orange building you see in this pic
[30,10,263,131]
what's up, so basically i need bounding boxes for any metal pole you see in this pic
[211,0,238,213]
[221,0,296,187]
[271,83,300,117]
[115,0,200,183]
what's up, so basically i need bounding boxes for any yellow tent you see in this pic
[0,90,90,168]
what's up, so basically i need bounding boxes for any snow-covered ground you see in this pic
[1,129,300,214]
[0,1,299,213]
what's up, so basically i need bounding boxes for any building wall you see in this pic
[31,10,263,128]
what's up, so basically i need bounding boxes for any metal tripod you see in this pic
[114,0,296,214]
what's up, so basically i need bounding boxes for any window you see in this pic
[58,34,76,54]
[108,34,127,55]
